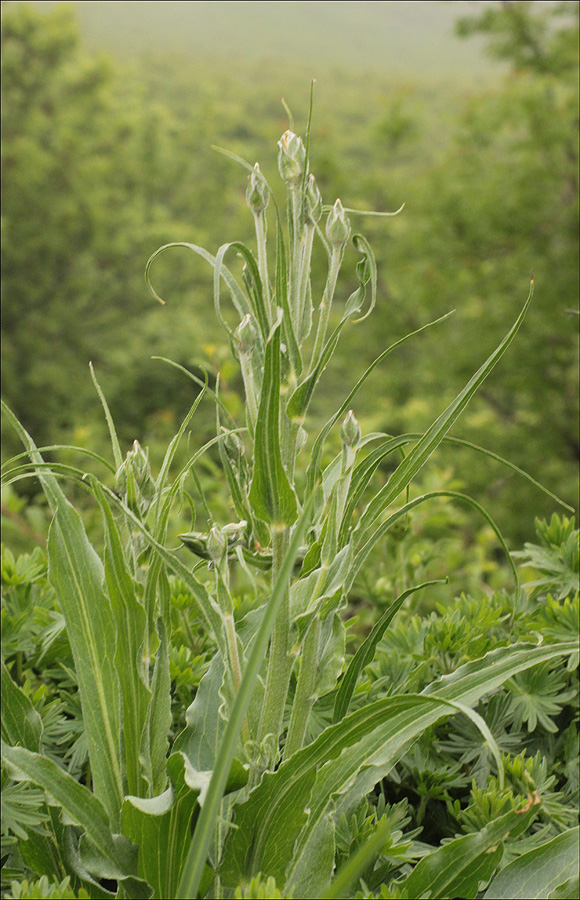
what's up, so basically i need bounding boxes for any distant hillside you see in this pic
[26,0,501,81]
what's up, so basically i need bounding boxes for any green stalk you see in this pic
[289,186,303,333]
[297,222,315,340]
[239,351,259,430]
[176,497,313,900]
[224,613,250,743]
[254,211,272,323]
[283,615,320,759]
[258,526,292,743]
[310,245,342,372]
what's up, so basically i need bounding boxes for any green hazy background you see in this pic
[2,0,579,548]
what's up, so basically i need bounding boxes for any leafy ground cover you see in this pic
[1,89,578,898]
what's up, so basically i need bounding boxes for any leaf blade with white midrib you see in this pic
[2,401,124,824]
[483,826,580,899]
[48,502,123,824]
[220,640,577,896]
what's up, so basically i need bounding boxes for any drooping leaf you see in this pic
[305,311,455,495]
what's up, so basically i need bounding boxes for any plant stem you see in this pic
[289,186,303,333]
[297,222,315,340]
[254,211,271,323]
[258,526,292,743]
[310,246,342,372]
[283,615,320,759]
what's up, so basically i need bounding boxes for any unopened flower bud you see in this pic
[246,163,270,213]
[326,198,351,248]
[340,410,361,449]
[115,440,155,512]
[221,426,245,462]
[305,174,322,224]
[222,520,247,541]
[207,526,227,564]
[277,130,306,185]
[235,314,257,354]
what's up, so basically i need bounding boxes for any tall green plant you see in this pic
[2,99,576,900]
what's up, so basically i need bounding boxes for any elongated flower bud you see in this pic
[305,174,322,224]
[207,526,227,564]
[221,425,245,462]
[277,130,306,185]
[246,162,270,213]
[326,198,351,248]
[340,410,361,449]
[235,314,257,354]
[115,440,155,513]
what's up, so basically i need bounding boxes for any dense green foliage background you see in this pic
[2,0,578,544]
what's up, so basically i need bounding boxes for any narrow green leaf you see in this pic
[275,210,302,376]
[333,579,446,723]
[249,321,298,525]
[145,242,253,327]
[347,490,518,594]
[2,403,124,822]
[1,445,115,475]
[1,660,42,752]
[90,479,228,662]
[355,283,533,537]
[47,500,123,824]
[305,310,455,495]
[216,241,270,340]
[483,827,579,900]
[399,804,539,900]
[89,363,123,472]
[153,373,208,531]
